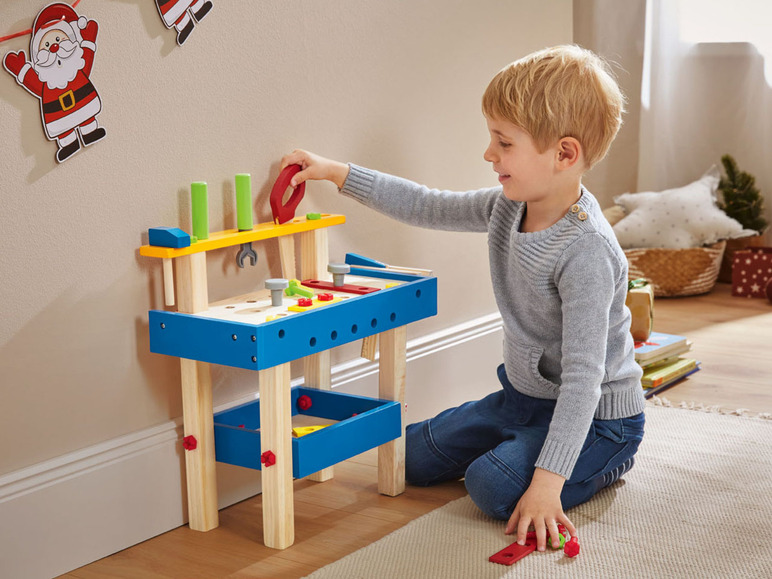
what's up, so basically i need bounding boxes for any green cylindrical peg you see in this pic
[235,173,253,231]
[191,181,209,241]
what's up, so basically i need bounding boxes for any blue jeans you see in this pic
[405,365,645,520]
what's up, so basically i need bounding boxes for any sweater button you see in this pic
[578,211,588,221]
[570,204,581,213]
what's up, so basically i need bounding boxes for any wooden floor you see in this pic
[60,283,772,579]
[61,453,467,579]
[645,283,772,413]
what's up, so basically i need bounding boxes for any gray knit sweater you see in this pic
[341,164,645,479]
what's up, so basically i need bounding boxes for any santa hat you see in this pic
[30,3,87,59]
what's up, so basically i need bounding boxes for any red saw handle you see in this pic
[270,164,306,224]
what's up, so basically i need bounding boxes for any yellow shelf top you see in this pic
[140,214,345,259]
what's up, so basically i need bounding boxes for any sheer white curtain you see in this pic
[638,0,772,210]
[575,0,772,235]
[573,0,646,205]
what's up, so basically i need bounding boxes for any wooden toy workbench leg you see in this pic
[180,358,218,531]
[300,228,334,482]
[176,253,219,531]
[378,325,407,496]
[278,235,296,280]
[259,362,295,549]
[299,228,328,282]
[303,351,334,482]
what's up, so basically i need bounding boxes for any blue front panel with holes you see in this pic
[149,275,436,371]
[213,386,402,478]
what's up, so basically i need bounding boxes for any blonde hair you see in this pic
[482,45,625,169]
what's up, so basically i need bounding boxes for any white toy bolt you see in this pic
[265,278,289,306]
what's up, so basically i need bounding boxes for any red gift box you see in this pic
[732,247,772,298]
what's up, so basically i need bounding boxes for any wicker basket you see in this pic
[624,241,726,297]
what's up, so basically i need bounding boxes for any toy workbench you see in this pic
[139,168,437,549]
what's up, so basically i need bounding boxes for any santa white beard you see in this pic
[34,41,85,90]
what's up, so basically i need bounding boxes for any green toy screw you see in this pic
[235,174,254,231]
[285,279,314,298]
[191,182,209,241]
[548,533,566,549]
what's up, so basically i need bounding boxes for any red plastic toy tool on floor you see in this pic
[488,537,537,565]
[489,525,579,566]
[564,536,580,557]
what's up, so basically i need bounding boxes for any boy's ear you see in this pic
[555,137,582,169]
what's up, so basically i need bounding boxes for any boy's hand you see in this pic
[280,149,350,189]
[505,468,577,552]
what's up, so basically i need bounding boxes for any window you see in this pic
[678,0,772,81]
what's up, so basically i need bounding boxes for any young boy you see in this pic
[280,45,646,552]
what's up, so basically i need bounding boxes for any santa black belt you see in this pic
[42,82,96,114]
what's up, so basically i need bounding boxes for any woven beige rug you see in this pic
[305,401,772,579]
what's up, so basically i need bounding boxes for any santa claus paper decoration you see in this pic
[155,0,213,46]
[3,2,106,163]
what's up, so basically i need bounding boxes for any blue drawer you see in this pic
[214,386,402,479]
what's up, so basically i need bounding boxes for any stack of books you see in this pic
[634,332,700,399]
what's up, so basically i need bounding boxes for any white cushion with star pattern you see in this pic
[612,167,757,249]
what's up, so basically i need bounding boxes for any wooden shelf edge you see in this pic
[139,214,346,259]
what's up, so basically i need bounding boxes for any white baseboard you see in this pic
[0,314,502,579]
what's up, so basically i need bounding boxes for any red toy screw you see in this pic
[297,297,313,307]
[261,450,276,467]
[564,537,580,558]
[318,292,334,301]
[297,394,312,411]
[182,435,198,451]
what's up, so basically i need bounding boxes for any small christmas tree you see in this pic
[718,154,768,234]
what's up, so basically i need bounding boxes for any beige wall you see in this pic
[0,2,572,476]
